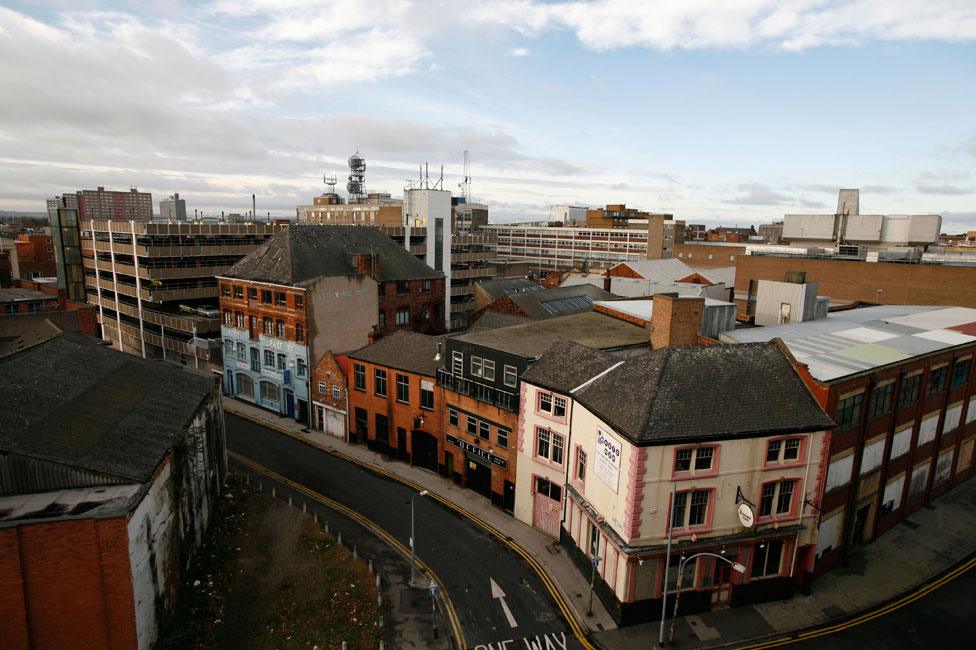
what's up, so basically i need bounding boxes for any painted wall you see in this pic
[307,274,378,358]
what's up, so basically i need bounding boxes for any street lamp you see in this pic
[668,552,745,646]
[410,489,429,586]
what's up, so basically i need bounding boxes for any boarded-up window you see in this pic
[909,461,931,498]
[957,438,975,474]
[891,424,912,459]
[881,474,905,515]
[917,413,939,446]
[860,436,886,476]
[816,510,843,558]
[825,454,854,492]
[942,402,963,434]
[934,450,954,486]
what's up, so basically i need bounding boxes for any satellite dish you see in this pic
[737,503,755,528]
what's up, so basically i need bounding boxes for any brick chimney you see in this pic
[651,293,704,349]
[352,253,381,280]
[603,274,612,292]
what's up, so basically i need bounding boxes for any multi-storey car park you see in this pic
[484,223,652,273]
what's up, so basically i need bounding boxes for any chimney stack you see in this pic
[651,293,704,350]
[603,274,612,292]
[252,194,256,221]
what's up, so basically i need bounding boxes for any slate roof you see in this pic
[453,311,648,358]
[526,341,833,445]
[475,277,543,299]
[224,224,442,286]
[0,331,217,484]
[348,331,445,377]
[506,284,615,320]
[465,311,532,333]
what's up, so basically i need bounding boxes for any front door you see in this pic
[325,409,344,438]
[711,560,733,606]
[532,481,561,538]
[853,504,871,545]
[285,390,295,418]
[466,459,492,500]
[411,430,439,473]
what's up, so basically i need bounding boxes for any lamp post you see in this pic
[668,553,746,647]
[410,489,429,586]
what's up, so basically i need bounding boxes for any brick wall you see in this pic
[377,277,446,336]
[14,234,56,279]
[0,517,138,650]
[650,294,703,349]
[735,255,976,311]
[606,263,643,279]
[674,243,746,268]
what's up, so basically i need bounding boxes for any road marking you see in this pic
[473,632,567,650]
[739,553,976,649]
[228,450,467,650]
[226,410,597,650]
[490,577,518,628]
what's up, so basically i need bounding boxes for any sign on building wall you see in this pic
[594,428,622,493]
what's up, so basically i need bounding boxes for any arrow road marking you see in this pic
[490,577,518,628]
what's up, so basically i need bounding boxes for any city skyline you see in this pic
[0,1,974,228]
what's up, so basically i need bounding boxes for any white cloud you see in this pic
[509,47,531,57]
[468,0,976,51]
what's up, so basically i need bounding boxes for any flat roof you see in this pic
[721,305,976,382]
[0,288,56,303]
[0,484,143,526]
[452,311,648,358]
[595,298,734,322]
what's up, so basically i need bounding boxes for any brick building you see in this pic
[0,332,226,650]
[438,311,649,510]
[674,242,747,268]
[478,283,615,321]
[310,350,349,439]
[47,186,153,222]
[13,233,56,279]
[219,225,444,423]
[723,304,976,574]
[347,331,445,470]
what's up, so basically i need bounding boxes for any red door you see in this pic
[532,489,561,538]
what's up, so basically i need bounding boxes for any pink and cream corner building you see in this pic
[515,339,834,626]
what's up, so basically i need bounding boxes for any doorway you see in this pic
[285,389,295,418]
[411,430,438,473]
[853,504,871,545]
[466,459,492,500]
[710,559,733,607]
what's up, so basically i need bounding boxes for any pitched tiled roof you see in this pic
[506,284,615,320]
[225,224,442,286]
[465,311,532,333]
[475,278,543,299]
[348,331,445,377]
[527,341,833,445]
[0,332,217,484]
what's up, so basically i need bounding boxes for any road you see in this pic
[226,413,585,650]
[789,560,976,649]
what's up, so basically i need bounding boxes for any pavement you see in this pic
[222,396,976,649]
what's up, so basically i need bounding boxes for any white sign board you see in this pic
[737,503,755,528]
[594,429,622,493]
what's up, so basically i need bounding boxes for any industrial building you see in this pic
[0,331,226,650]
[158,193,187,221]
[722,304,976,574]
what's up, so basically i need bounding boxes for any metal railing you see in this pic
[436,368,518,412]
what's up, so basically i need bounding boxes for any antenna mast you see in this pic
[458,150,471,201]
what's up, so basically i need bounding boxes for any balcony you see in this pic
[437,368,518,412]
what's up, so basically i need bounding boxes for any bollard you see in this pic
[379,617,384,629]
[379,642,384,650]
[376,574,381,589]
[324,522,329,533]
[377,593,382,607]
[342,643,347,650]
[368,560,373,574]
[337,531,342,546]
[313,512,318,524]
[258,482,263,492]
[288,495,292,507]
[271,486,276,498]
[302,501,307,514]
[353,546,357,560]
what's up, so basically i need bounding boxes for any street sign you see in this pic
[737,502,755,528]
[428,580,438,598]
[592,556,601,568]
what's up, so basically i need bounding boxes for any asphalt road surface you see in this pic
[227,413,585,650]
[791,560,976,649]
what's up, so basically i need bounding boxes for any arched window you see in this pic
[237,373,254,399]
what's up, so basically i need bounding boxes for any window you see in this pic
[295,294,303,310]
[297,358,306,377]
[224,339,234,355]
[247,287,257,300]
[296,323,304,342]
[835,393,863,431]
[261,289,272,304]
[249,316,257,332]
[374,369,387,396]
[451,351,463,376]
[422,279,431,292]
[378,309,386,330]
[553,396,566,418]
[576,448,587,482]
[539,393,552,414]
[237,373,254,398]
[759,480,796,518]
[671,489,710,529]
[535,427,564,464]
[482,359,495,381]
[396,374,410,403]
[275,291,286,306]
[318,381,327,393]
[504,365,517,388]
[332,384,341,400]
[471,356,483,377]
[479,420,490,440]
[449,407,459,427]
[674,447,715,474]
[867,382,894,419]
[237,342,246,359]
[420,382,434,410]
[952,359,971,388]
[263,317,273,335]
[467,415,478,435]
[751,540,784,578]
[395,307,411,326]
[221,284,231,297]
[898,374,922,409]
[536,427,550,458]
[235,312,245,328]
[223,310,232,326]
[396,280,410,294]
[263,349,274,367]
[250,347,260,372]
[497,427,509,449]
[927,366,948,396]
[552,434,564,464]
[535,477,561,502]
[766,438,802,464]
[276,319,285,337]
[277,353,286,370]
[233,285,243,299]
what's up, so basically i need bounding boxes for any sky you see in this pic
[0,1,974,229]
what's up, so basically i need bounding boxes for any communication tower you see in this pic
[346,152,367,203]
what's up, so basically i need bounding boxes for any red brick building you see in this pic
[219,225,444,423]
[0,332,225,650]
[311,350,349,439]
[13,233,56,279]
[347,331,445,471]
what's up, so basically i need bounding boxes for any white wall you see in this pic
[917,412,939,446]
[891,424,912,459]
[825,453,854,493]
[943,402,963,434]
[882,474,905,512]
[860,436,886,475]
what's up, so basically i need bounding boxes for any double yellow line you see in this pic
[229,450,467,650]
[739,553,976,649]
[227,408,596,650]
